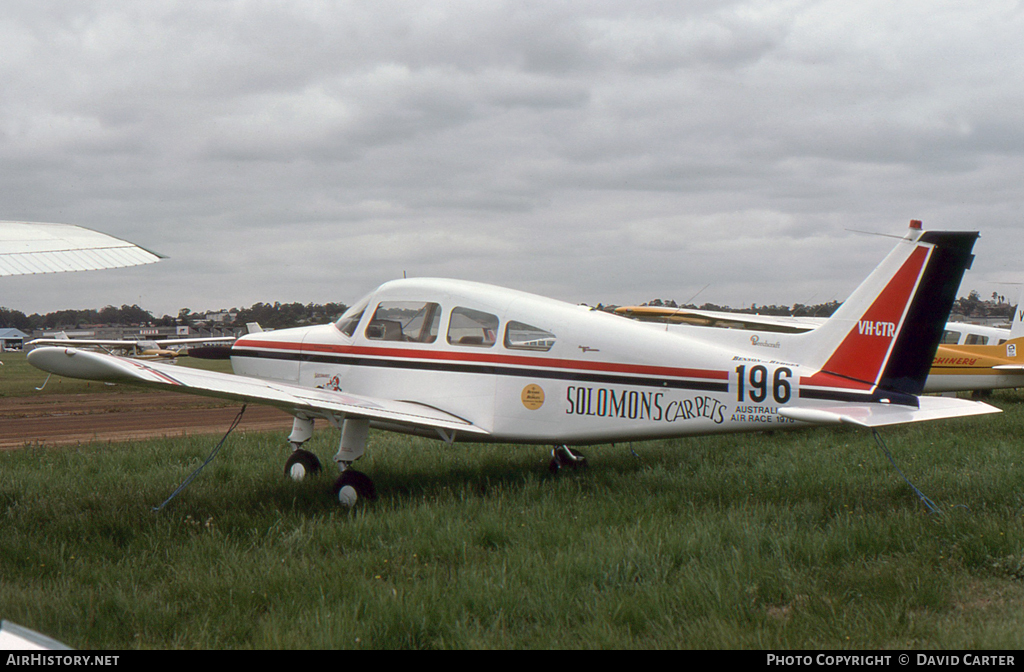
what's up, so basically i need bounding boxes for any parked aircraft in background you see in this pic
[27,334,231,360]
[27,331,255,360]
[614,305,823,334]
[28,221,999,506]
[927,305,1024,393]
[938,321,1011,346]
[616,306,1013,346]
[27,323,262,361]
[618,284,1022,395]
[0,221,162,275]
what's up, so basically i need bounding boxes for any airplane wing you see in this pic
[778,396,999,428]
[27,346,488,438]
[0,221,163,276]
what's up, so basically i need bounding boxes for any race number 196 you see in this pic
[735,365,792,404]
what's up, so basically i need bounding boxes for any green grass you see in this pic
[3,389,1024,648]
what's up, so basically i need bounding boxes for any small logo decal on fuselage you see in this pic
[522,384,545,410]
[750,335,781,348]
[314,373,343,392]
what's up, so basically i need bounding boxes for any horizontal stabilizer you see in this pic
[778,395,999,428]
[27,347,488,437]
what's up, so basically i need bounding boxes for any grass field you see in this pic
[3,362,1024,648]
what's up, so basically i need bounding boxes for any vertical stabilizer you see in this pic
[798,221,978,401]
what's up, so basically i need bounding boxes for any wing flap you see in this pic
[778,396,1000,428]
[27,346,487,436]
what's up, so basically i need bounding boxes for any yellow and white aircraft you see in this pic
[939,322,1011,346]
[616,304,1013,344]
[28,221,1000,506]
[616,309,1021,394]
[617,277,1022,395]
[926,306,1024,393]
[614,305,823,333]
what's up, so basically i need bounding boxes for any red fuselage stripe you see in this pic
[234,339,729,381]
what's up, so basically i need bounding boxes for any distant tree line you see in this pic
[0,301,349,332]
[0,291,1012,333]
[225,302,349,330]
[952,291,1015,319]
[0,304,163,331]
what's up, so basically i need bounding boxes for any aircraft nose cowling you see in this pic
[27,346,135,382]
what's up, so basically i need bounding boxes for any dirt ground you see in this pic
[0,391,295,449]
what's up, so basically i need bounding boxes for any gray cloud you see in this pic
[2,1,1024,318]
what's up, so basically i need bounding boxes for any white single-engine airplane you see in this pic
[28,221,1000,506]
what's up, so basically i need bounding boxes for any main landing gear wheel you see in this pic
[549,445,588,474]
[284,449,321,481]
[333,469,377,507]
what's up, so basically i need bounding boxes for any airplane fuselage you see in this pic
[925,339,1024,393]
[229,279,809,444]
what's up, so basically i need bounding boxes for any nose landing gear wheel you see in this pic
[333,469,377,507]
[549,445,587,474]
[284,449,322,481]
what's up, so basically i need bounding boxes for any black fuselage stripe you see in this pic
[231,348,730,393]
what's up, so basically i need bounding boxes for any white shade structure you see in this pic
[0,221,163,277]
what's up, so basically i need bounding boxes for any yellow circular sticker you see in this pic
[521,384,545,410]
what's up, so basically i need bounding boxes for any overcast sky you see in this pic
[2,1,1023,318]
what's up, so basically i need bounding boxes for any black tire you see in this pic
[333,469,377,505]
[284,449,321,481]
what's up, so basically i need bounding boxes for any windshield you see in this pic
[335,296,370,337]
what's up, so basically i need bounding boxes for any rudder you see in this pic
[878,230,978,394]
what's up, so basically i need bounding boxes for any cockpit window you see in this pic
[365,301,441,343]
[504,320,556,352]
[965,334,989,345]
[447,307,498,347]
[335,299,369,337]
[940,330,961,344]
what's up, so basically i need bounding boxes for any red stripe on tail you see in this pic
[804,245,930,388]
